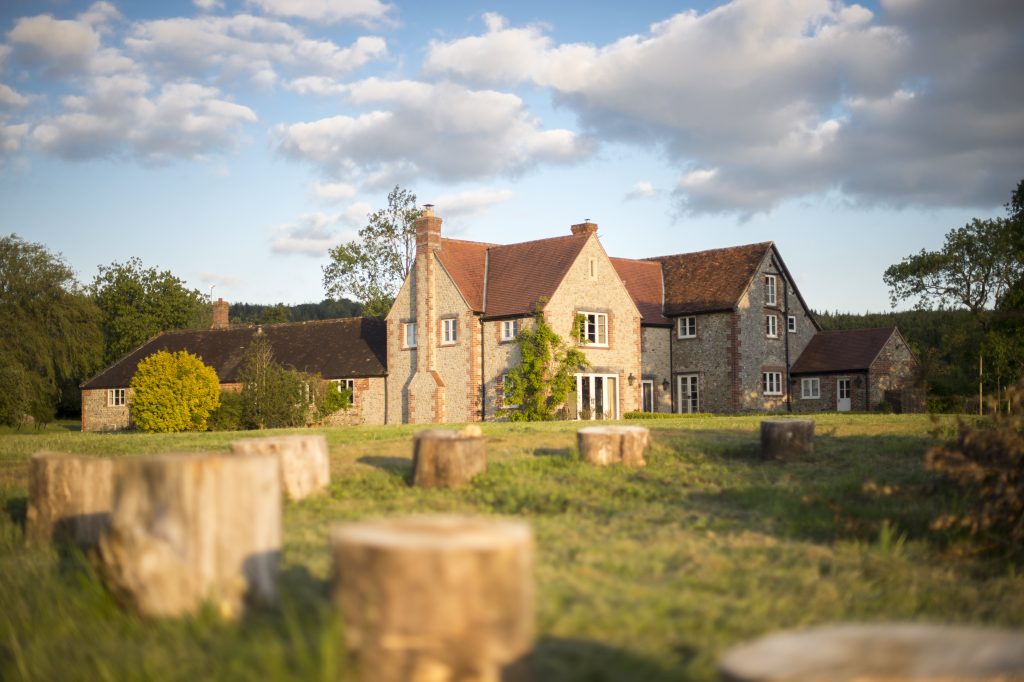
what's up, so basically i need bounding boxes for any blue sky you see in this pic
[1,0,1021,312]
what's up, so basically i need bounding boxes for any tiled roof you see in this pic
[790,327,898,374]
[482,233,591,318]
[648,242,773,315]
[436,238,492,312]
[610,258,670,325]
[81,317,387,389]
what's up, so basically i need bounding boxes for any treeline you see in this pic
[229,299,362,325]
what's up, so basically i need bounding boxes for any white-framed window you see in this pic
[578,312,608,347]
[441,318,457,345]
[766,314,778,338]
[501,374,519,408]
[765,275,777,306]
[763,372,783,396]
[500,319,519,342]
[642,380,654,413]
[800,377,820,399]
[108,388,126,407]
[404,322,417,348]
[334,378,356,407]
[788,315,797,333]
[677,316,697,339]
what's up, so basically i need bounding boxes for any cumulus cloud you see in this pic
[427,1,1024,215]
[126,16,386,86]
[625,181,656,200]
[311,180,358,202]
[247,0,393,25]
[271,210,363,256]
[286,75,347,95]
[433,188,514,218]
[0,84,30,109]
[194,0,225,11]
[0,122,29,153]
[276,79,590,185]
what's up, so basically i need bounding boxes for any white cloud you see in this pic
[0,122,29,153]
[247,0,393,25]
[271,211,359,256]
[194,0,225,11]
[312,180,358,202]
[276,79,590,184]
[79,2,122,29]
[432,188,513,218]
[426,2,1024,214]
[126,16,387,85]
[199,272,241,287]
[286,75,347,96]
[0,84,30,109]
[7,14,102,76]
[625,181,656,200]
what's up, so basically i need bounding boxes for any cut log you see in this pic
[98,452,281,619]
[229,435,330,500]
[719,623,1024,682]
[26,452,113,547]
[331,516,534,682]
[760,419,815,460]
[411,428,487,488]
[577,425,650,467]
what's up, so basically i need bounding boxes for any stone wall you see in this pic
[791,373,870,413]
[481,317,529,419]
[81,388,133,432]
[869,331,919,408]
[385,274,415,424]
[641,326,672,412]
[323,377,386,426]
[669,312,734,413]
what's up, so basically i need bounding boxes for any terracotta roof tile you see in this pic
[610,257,670,325]
[790,327,898,374]
[81,317,387,389]
[436,238,493,311]
[483,233,591,318]
[648,242,772,315]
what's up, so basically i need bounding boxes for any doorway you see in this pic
[575,373,619,420]
[677,374,699,414]
[837,377,852,412]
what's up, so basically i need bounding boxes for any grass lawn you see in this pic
[1,414,1021,681]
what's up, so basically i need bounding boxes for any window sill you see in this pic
[677,335,696,340]
[580,343,610,349]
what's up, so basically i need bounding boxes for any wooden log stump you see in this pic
[26,452,113,547]
[229,434,329,500]
[331,516,534,682]
[719,623,1024,682]
[412,427,487,488]
[760,419,814,460]
[577,425,650,467]
[98,452,281,619]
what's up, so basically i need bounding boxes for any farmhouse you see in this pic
[80,209,921,431]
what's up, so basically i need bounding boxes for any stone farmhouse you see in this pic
[80,209,921,431]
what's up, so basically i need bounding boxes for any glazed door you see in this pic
[576,374,619,420]
[677,374,699,414]
[837,378,852,412]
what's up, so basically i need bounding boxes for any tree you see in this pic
[91,257,210,363]
[129,350,221,432]
[0,235,103,425]
[503,304,590,421]
[322,185,421,317]
[883,217,1021,313]
[238,332,316,429]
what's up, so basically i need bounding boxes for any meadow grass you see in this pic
[1,414,1021,681]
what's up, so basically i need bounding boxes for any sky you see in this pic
[1,0,1022,313]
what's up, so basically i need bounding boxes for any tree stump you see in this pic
[330,516,534,682]
[577,425,650,467]
[411,428,487,488]
[98,452,281,619]
[760,419,814,460]
[26,452,114,547]
[230,434,330,500]
[719,623,1024,682]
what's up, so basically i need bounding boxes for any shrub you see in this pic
[874,401,894,414]
[207,390,243,431]
[238,332,318,429]
[925,380,1024,555]
[319,381,352,417]
[624,411,685,420]
[129,351,220,432]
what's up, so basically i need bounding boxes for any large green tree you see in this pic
[0,235,103,425]
[238,332,316,429]
[322,185,421,317]
[90,257,209,363]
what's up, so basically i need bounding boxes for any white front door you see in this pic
[576,374,619,420]
[677,374,699,414]
[837,377,852,412]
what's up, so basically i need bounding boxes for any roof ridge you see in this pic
[818,326,897,334]
[489,232,588,251]
[644,241,773,261]
[440,237,498,247]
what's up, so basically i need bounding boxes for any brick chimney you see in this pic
[571,220,598,236]
[415,204,442,253]
[211,298,229,330]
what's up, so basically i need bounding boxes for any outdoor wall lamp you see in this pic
[662,379,670,391]
[628,373,636,386]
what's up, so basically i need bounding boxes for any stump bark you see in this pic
[719,623,1024,682]
[230,434,329,500]
[98,452,281,619]
[577,426,650,467]
[412,429,487,488]
[331,516,534,682]
[26,452,113,547]
[760,419,814,460]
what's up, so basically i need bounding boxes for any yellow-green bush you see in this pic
[129,350,220,432]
